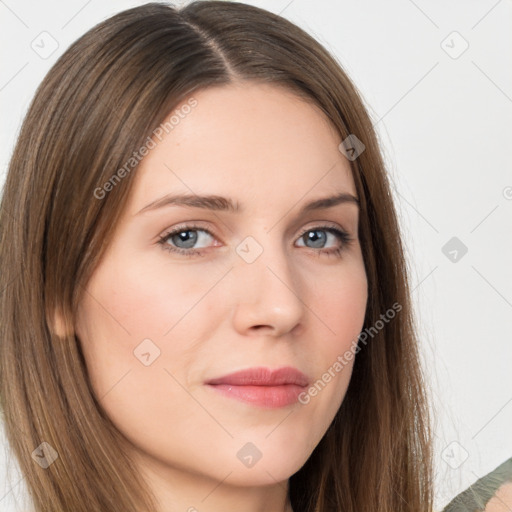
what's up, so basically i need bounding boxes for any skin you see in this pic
[74,82,368,512]
[484,482,512,511]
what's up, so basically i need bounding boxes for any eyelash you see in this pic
[157,222,353,259]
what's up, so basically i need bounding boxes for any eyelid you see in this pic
[158,221,216,242]
[297,220,350,235]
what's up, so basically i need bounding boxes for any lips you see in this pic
[205,366,309,387]
[205,366,309,409]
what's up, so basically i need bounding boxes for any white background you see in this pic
[1,1,511,511]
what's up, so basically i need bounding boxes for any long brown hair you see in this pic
[0,2,433,511]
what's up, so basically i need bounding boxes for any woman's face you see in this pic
[75,82,367,493]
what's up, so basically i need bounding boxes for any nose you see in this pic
[230,237,306,337]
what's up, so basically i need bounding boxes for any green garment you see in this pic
[442,457,512,511]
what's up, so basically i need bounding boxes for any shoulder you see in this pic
[443,457,512,512]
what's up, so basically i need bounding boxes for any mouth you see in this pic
[205,366,309,409]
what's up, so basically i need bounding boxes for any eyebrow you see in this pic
[136,191,360,216]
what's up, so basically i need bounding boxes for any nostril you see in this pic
[251,325,274,332]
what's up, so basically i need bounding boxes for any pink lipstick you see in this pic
[205,366,309,408]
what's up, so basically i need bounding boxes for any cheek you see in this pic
[304,261,367,404]
[80,255,212,342]
[74,259,205,453]
[281,256,364,375]
[74,251,222,398]
[313,260,368,349]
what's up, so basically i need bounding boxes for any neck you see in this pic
[133,451,294,512]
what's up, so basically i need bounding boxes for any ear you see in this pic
[49,306,72,338]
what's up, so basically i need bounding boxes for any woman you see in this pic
[0,2,434,511]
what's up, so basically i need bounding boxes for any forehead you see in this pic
[127,82,356,215]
